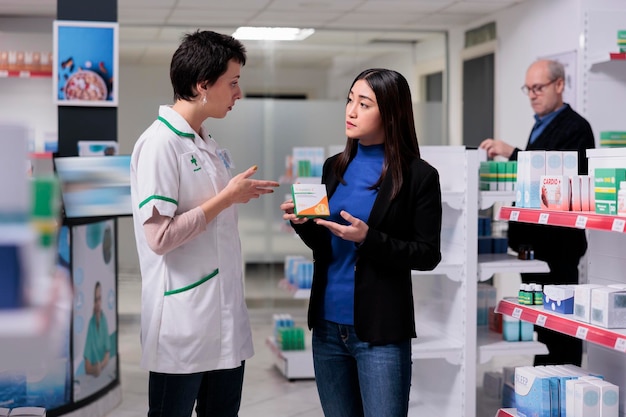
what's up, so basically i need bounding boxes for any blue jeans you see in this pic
[148,362,245,417]
[312,320,412,417]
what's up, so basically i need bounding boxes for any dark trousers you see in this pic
[148,362,245,417]
[521,261,583,367]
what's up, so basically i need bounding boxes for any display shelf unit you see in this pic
[0,69,52,78]
[412,146,478,417]
[477,327,548,364]
[265,336,314,381]
[477,253,549,282]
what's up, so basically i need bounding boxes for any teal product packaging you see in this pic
[594,168,626,215]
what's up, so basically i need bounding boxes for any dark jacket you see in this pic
[292,153,442,344]
[508,104,595,262]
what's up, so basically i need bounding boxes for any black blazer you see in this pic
[292,153,442,344]
[508,104,595,263]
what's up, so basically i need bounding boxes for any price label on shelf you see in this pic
[512,307,523,319]
[19,71,30,78]
[538,213,550,224]
[536,314,547,327]
[575,215,588,229]
[510,211,520,221]
[614,338,626,352]
[612,218,626,233]
[576,326,589,340]
[0,70,8,77]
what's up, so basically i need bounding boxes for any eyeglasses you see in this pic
[520,79,558,95]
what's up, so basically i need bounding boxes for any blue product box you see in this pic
[543,285,575,314]
[502,382,516,408]
[0,245,22,309]
[478,237,492,254]
[515,367,553,417]
[493,237,508,254]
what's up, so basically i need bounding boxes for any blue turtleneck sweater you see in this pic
[322,142,384,325]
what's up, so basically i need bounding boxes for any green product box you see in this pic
[600,131,626,147]
[506,161,517,191]
[594,168,626,215]
[618,30,626,40]
[479,161,498,191]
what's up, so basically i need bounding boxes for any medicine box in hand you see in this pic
[291,184,330,218]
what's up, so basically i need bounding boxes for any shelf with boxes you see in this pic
[0,69,52,78]
[495,298,626,352]
[498,206,626,233]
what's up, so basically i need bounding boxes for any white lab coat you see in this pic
[130,105,253,374]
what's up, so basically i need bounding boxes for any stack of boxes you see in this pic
[478,215,508,255]
[479,160,517,191]
[538,283,626,329]
[273,314,305,351]
[513,365,618,417]
[284,255,313,290]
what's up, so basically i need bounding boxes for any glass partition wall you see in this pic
[204,29,448,309]
[118,28,448,309]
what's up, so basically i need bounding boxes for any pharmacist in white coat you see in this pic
[130,30,279,417]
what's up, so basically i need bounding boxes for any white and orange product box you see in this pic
[580,175,591,212]
[291,183,330,218]
[570,175,581,211]
[539,175,570,210]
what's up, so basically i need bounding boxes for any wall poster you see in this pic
[53,20,119,107]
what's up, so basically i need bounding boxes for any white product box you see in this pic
[545,151,563,175]
[7,408,47,416]
[521,151,546,208]
[0,408,9,417]
[588,379,619,417]
[0,124,30,216]
[562,151,579,178]
[590,175,596,211]
[581,175,591,212]
[574,381,601,417]
[566,376,602,417]
[574,284,604,323]
[543,285,575,314]
[590,287,626,328]
[516,151,528,207]
[571,175,582,211]
[540,175,570,210]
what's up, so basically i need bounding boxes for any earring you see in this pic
[202,95,207,106]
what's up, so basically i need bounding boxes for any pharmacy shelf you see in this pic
[477,327,548,364]
[479,190,515,210]
[265,336,314,380]
[498,206,626,233]
[441,190,465,210]
[277,278,311,299]
[412,322,464,365]
[495,298,626,353]
[0,69,52,78]
[477,253,549,282]
[495,409,518,417]
[412,263,464,282]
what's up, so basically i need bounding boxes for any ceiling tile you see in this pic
[265,0,362,12]
[118,8,170,25]
[119,0,178,7]
[176,0,273,9]
[356,0,453,13]
[247,10,340,27]
[167,8,259,26]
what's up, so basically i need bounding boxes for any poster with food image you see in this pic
[53,20,118,106]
